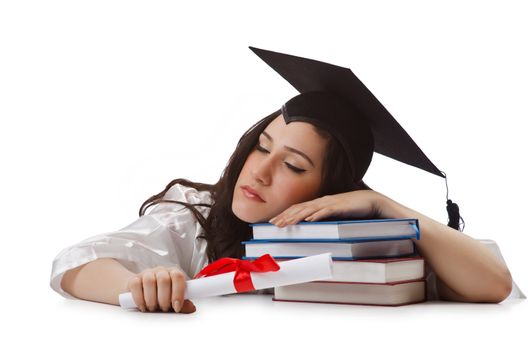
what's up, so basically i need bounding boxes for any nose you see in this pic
[249,155,274,185]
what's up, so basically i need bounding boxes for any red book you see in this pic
[273,278,427,307]
[272,255,426,284]
[270,256,427,306]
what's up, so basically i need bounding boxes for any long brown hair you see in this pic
[138,109,374,264]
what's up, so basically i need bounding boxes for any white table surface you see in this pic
[20,291,527,350]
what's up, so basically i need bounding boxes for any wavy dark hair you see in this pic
[138,109,374,264]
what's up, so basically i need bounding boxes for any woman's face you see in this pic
[232,114,328,223]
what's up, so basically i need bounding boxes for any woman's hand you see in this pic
[269,190,386,227]
[127,265,196,313]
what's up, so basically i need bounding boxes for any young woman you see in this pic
[50,107,520,313]
[50,48,522,314]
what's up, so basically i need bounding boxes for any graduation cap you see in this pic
[249,46,464,231]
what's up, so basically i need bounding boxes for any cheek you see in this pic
[242,151,258,170]
[237,154,255,178]
[276,178,320,205]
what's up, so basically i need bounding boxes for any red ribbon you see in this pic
[193,254,281,293]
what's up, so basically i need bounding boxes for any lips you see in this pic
[241,186,265,202]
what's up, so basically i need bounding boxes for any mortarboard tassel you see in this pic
[442,171,465,231]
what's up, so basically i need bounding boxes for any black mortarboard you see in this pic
[249,46,464,231]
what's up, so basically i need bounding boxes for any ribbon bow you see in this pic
[193,254,281,293]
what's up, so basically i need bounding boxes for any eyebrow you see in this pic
[261,131,315,168]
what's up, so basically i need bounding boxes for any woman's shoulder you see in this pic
[143,182,214,220]
[163,182,214,205]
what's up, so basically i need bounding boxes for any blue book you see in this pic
[249,218,420,241]
[241,238,417,260]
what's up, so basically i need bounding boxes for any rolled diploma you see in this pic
[119,252,333,309]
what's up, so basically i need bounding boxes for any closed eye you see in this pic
[255,144,306,173]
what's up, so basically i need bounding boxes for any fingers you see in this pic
[127,276,146,312]
[127,266,196,314]
[142,271,158,312]
[156,269,172,312]
[304,208,327,222]
[170,268,186,312]
[270,207,317,227]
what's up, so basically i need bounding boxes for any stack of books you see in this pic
[242,218,427,306]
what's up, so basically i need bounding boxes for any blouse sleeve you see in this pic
[425,238,526,301]
[49,183,213,300]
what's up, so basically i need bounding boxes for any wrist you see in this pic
[374,191,413,219]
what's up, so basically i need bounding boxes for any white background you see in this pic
[1,0,526,349]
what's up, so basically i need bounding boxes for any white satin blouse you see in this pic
[50,183,215,300]
[50,183,524,302]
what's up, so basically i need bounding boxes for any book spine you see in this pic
[270,297,426,307]
[310,278,426,286]
[244,235,418,243]
[242,253,419,261]
[411,221,420,240]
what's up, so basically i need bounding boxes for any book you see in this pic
[268,255,425,283]
[273,279,427,306]
[242,217,426,306]
[242,238,416,260]
[249,218,419,241]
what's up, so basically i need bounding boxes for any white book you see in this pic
[250,218,419,240]
[242,239,416,260]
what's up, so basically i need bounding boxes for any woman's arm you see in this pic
[377,194,513,303]
[61,258,136,306]
[269,189,512,303]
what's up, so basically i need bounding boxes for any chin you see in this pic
[231,201,266,224]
